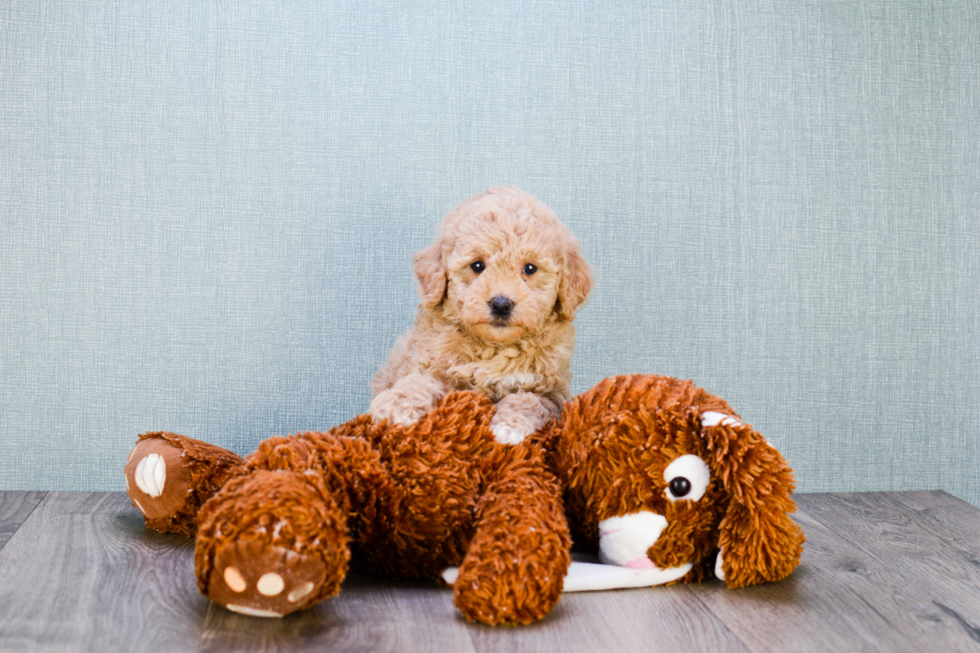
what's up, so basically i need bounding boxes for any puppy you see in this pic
[369,187,593,444]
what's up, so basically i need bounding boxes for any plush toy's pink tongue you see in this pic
[623,557,655,570]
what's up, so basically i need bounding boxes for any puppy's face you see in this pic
[415,188,593,345]
[442,218,563,344]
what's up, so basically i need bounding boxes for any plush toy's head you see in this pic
[545,374,804,588]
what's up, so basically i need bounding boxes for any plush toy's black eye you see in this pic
[523,263,537,275]
[470,261,485,273]
[669,477,691,498]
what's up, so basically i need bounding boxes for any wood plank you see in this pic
[466,583,750,653]
[0,492,207,652]
[892,490,980,513]
[687,497,980,653]
[795,492,980,648]
[2,490,979,652]
[887,490,980,544]
[197,574,478,653]
[0,492,46,551]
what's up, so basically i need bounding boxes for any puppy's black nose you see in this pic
[490,295,514,316]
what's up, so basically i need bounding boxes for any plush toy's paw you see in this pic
[195,469,351,618]
[452,446,570,625]
[454,554,566,626]
[125,433,243,537]
[206,539,328,618]
[126,437,187,519]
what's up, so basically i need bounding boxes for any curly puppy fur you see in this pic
[370,187,593,444]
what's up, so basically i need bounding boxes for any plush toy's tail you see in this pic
[124,432,245,537]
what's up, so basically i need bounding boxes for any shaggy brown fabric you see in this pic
[125,432,245,537]
[195,468,349,612]
[540,374,805,589]
[191,391,570,625]
[452,443,570,624]
[125,374,803,625]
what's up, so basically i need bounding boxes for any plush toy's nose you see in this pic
[489,295,515,317]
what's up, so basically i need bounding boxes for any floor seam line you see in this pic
[0,491,48,554]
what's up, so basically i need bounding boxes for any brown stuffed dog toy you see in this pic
[125,375,803,625]
[540,374,804,590]
[126,391,570,625]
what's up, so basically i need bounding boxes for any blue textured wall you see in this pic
[1,0,978,503]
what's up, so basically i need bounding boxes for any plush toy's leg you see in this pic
[194,429,389,618]
[194,468,348,617]
[452,445,571,626]
[124,432,245,537]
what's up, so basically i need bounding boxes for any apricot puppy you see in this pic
[369,186,593,445]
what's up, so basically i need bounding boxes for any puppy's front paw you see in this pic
[490,420,535,445]
[368,392,428,426]
[489,392,554,445]
[368,373,446,426]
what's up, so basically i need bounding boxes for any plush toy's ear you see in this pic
[413,241,447,308]
[700,416,805,588]
[555,237,593,320]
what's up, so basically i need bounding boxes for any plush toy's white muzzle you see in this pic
[598,511,666,569]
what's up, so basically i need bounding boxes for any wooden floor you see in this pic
[1,492,980,652]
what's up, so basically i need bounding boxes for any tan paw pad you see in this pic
[134,453,166,497]
[224,566,247,593]
[206,540,329,618]
[287,581,314,603]
[124,436,195,522]
[257,573,284,597]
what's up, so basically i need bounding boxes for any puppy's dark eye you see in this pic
[523,263,537,275]
[669,477,691,498]
[470,261,485,274]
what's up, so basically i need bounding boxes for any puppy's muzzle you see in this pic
[489,295,515,320]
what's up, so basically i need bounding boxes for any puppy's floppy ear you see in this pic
[413,242,447,308]
[701,418,805,588]
[556,237,593,320]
